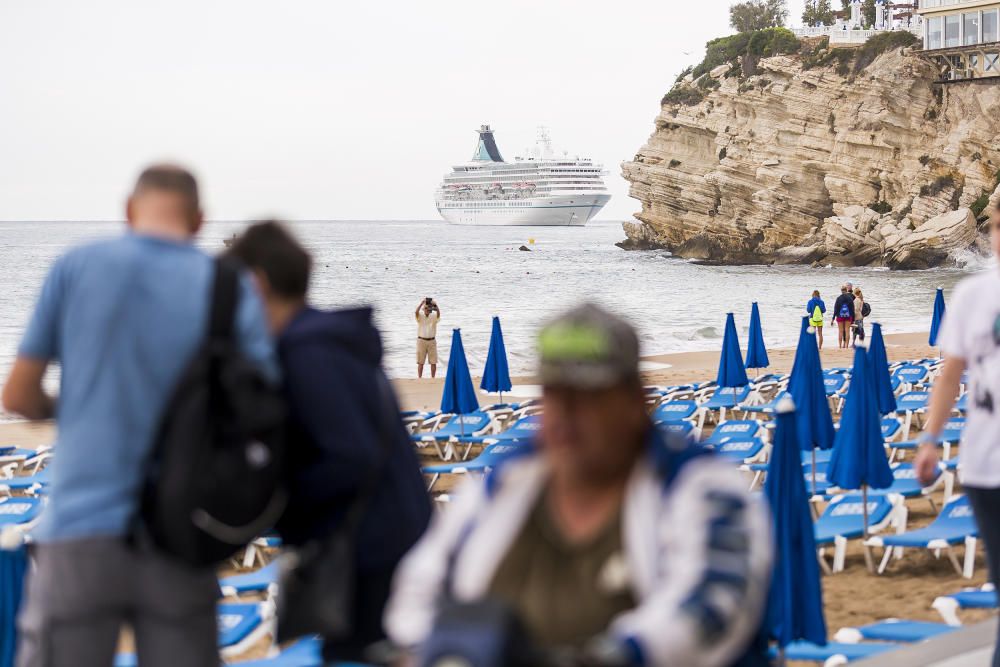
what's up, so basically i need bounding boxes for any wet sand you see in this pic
[0,330,985,652]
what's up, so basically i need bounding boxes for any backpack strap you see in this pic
[210,258,241,342]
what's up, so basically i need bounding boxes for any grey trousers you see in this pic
[965,486,1000,667]
[16,537,219,667]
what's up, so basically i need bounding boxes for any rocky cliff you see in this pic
[620,41,1000,269]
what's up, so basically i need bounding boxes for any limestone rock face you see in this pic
[621,47,1000,269]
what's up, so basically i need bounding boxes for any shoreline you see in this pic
[393,330,936,413]
[0,331,936,445]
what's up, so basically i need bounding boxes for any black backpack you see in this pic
[862,301,871,318]
[137,258,287,566]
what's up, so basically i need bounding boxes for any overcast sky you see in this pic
[1,1,808,221]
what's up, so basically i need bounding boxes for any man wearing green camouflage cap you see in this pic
[387,303,772,667]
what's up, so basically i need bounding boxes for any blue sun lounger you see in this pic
[219,560,281,598]
[865,494,978,578]
[892,417,964,461]
[823,373,848,397]
[702,419,764,446]
[834,619,955,644]
[933,585,998,625]
[697,385,753,427]
[815,494,901,573]
[896,391,931,436]
[651,399,698,424]
[657,420,696,440]
[218,601,274,658]
[455,415,542,447]
[0,468,51,495]
[238,637,324,667]
[423,440,534,491]
[740,390,789,415]
[772,640,896,663]
[881,417,903,443]
[711,438,767,464]
[893,364,930,391]
[0,496,43,528]
[411,410,495,460]
[872,462,953,508]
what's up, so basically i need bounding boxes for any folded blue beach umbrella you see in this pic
[867,323,897,416]
[0,546,28,667]
[441,329,479,418]
[788,317,835,454]
[765,399,827,650]
[929,287,946,347]
[828,348,894,501]
[745,302,770,371]
[717,313,749,395]
[480,316,512,398]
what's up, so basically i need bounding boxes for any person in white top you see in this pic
[415,297,441,378]
[917,207,1000,665]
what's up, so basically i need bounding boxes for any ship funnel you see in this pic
[472,124,504,162]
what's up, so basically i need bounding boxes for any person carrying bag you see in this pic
[226,222,432,661]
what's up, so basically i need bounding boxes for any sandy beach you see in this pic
[1,330,988,650]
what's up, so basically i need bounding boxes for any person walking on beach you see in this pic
[831,285,855,349]
[916,208,1000,666]
[851,287,866,347]
[415,297,441,378]
[806,290,826,350]
[386,303,773,666]
[227,222,430,661]
[1,165,276,667]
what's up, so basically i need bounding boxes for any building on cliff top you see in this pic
[918,0,1000,80]
[794,0,922,45]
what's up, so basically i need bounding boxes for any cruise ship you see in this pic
[435,126,611,226]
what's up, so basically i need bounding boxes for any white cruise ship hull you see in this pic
[437,194,610,226]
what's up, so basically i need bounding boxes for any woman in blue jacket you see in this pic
[805,290,826,350]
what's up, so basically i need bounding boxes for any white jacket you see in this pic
[385,439,773,667]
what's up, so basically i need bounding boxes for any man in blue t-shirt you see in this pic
[2,165,275,667]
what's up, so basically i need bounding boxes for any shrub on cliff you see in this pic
[919,174,955,197]
[853,31,919,72]
[662,86,705,106]
[691,28,800,79]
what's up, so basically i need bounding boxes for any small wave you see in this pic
[690,326,720,340]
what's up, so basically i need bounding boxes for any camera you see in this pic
[425,297,434,306]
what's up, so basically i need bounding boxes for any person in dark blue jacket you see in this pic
[228,221,431,662]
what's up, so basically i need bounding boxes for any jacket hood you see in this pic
[280,305,383,365]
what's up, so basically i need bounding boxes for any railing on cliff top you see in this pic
[793,25,923,44]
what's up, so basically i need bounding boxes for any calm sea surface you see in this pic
[0,220,985,386]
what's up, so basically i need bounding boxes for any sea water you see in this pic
[0,220,984,386]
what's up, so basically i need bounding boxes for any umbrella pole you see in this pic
[862,484,875,572]
[811,448,817,497]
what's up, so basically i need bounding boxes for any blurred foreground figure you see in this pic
[917,207,1000,666]
[2,165,275,667]
[386,303,772,667]
[228,222,431,661]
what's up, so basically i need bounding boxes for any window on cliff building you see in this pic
[946,14,961,48]
[985,52,999,72]
[965,12,980,45]
[929,16,943,49]
[984,10,998,43]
